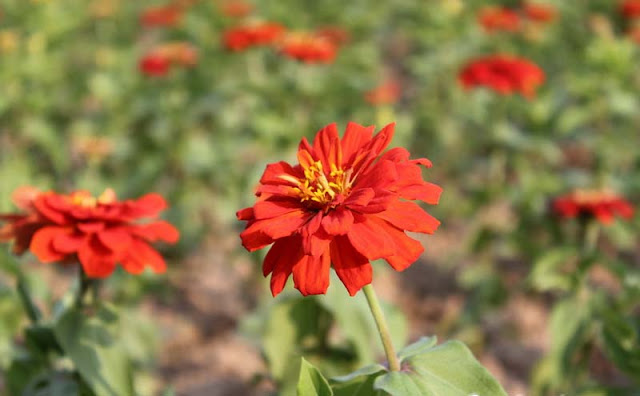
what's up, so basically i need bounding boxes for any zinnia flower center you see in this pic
[69,188,116,208]
[292,160,353,209]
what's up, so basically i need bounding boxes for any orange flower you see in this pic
[237,122,441,296]
[552,189,634,225]
[0,188,179,278]
[279,32,337,64]
[140,4,182,28]
[523,3,557,23]
[620,0,640,19]
[364,80,401,106]
[219,0,253,18]
[478,6,521,33]
[459,54,545,98]
[223,21,285,51]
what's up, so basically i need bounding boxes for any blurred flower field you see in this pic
[0,0,639,395]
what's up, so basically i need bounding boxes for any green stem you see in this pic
[75,268,92,309]
[362,283,401,372]
[17,275,41,324]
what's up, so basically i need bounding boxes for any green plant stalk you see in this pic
[16,275,41,324]
[362,283,401,372]
[75,267,93,309]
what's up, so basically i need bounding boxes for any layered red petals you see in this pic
[237,122,440,297]
[0,188,179,278]
[552,190,634,225]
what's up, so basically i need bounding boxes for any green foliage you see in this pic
[297,358,333,396]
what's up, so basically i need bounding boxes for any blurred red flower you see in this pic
[364,80,401,106]
[0,188,179,278]
[139,42,198,76]
[627,25,640,43]
[223,22,285,51]
[219,0,253,18]
[279,32,337,63]
[478,6,521,32]
[523,3,557,23]
[552,189,634,225]
[237,122,441,297]
[140,5,182,28]
[459,54,545,98]
[139,52,172,76]
[620,0,640,19]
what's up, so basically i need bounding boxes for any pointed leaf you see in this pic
[297,358,333,396]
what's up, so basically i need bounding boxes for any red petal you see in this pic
[98,228,133,255]
[33,194,69,225]
[130,221,180,243]
[264,235,302,296]
[330,236,372,296]
[301,213,331,256]
[377,201,440,234]
[346,215,396,260]
[253,199,303,220]
[236,207,254,221]
[381,225,425,271]
[344,188,375,207]
[311,123,340,170]
[30,226,72,263]
[355,160,399,190]
[124,193,168,218]
[321,207,354,235]
[120,239,167,274]
[12,186,40,210]
[77,222,106,233]
[292,252,331,296]
[240,209,312,250]
[400,182,442,205]
[77,235,117,278]
[341,122,374,166]
[52,231,87,254]
[259,161,303,185]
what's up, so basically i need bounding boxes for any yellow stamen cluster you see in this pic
[70,188,116,208]
[290,160,352,207]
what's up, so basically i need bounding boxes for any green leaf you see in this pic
[53,305,134,396]
[600,311,640,381]
[529,247,578,292]
[296,358,333,396]
[22,370,80,396]
[374,340,507,396]
[397,336,437,361]
[331,364,387,396]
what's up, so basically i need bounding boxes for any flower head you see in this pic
[620,0,640,19]
[279,32,337,64]
[0,188,179,278]
[237,122,441,297]
[459,54,545,98]
[223,21,285,51]
[478,6,521,33]
[523,3,557,23]
[140,5,182,28]
[364,80,401,106]
[552,189,634,225]
[139,42,198,76]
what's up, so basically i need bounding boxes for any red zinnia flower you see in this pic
[459,54,545,98]
[620,0,640,19]
[219,0,253,18]
[523,3,557,23]
[279,32,337,64]
[236,122,441,297]
[223,21,285,51]
[139,52,172,76]
[140,5,182,28]
[552,189,634,225]
[478,6,521,33]
[0,188,179,278]
[364,80,401,106]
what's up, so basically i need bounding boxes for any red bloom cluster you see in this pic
[364,80,401,106]
[620,0,640,19]
[139,42,198,76]
[523,3,557,23]
[279,32,337,63]
[459,54,545,98]
[552,189,634,225]
[478,6,521,33]
[223,21,285,51]
[237,122,441,297]
[0,187,179,278]
[140,5,182,28]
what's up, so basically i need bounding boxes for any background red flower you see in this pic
[478,6,521,33]
[459,54,545,98]
[0,188,179,278]
[223,22,285,51]
[552,189,634,225]
[279,32,337,64]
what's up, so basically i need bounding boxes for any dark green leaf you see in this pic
[296,358,333,396]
